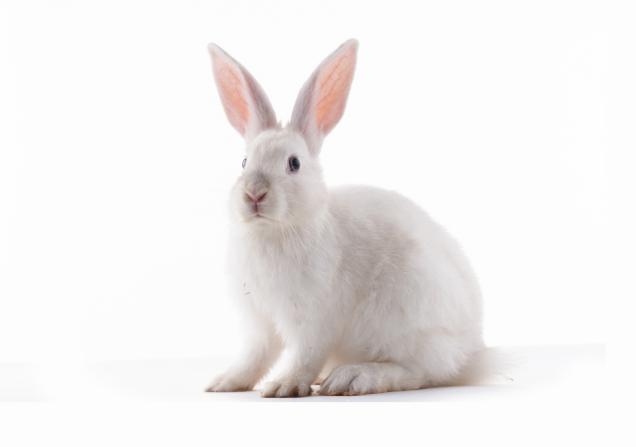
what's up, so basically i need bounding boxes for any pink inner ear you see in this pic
[213,55,250,135]
[315,45,356,134]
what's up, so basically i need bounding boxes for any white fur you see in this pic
[205,40,484,397]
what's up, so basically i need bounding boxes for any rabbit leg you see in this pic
[261,326,332,398]
[206,310,282,392]
[261,347,328,397]
[319,332,475,395]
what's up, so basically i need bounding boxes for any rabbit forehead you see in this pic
[246,128,309,161]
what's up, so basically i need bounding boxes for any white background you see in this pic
[0,0,632,445]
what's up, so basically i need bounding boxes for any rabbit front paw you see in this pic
[205,372,255,392]
[261,380,312,398]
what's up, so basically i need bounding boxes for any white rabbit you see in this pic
[205,39,485,397]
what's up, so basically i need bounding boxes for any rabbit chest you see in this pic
[232,231,338,323]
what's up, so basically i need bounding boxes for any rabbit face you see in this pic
[231,128,328,226]
[209,39,357,226]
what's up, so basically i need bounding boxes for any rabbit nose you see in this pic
[245,190,268,204]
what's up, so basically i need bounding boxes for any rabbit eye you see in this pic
[242,158,247,169]
[288,156,300,173]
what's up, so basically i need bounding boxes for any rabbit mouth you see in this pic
[244,210,278,224]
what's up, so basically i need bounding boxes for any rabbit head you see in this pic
[208,40,358,226]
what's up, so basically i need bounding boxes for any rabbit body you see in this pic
[206,41,484,397]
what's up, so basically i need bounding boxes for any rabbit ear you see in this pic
[290,39,358,154]
[208,44,277,140]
